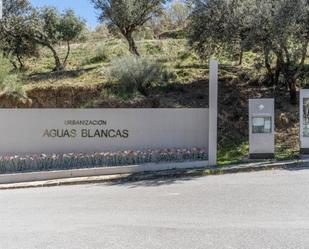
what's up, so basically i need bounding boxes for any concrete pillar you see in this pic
[208,60,218,166]
[0,0,2,20]
[249,99,275,159]
[299,89,309,154]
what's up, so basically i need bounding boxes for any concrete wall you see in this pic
[0,109,209,155]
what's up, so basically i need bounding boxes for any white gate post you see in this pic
[0,0,2,20]
[209,60,218,166]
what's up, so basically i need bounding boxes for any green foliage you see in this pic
[144,43,163,55]
[1,0,31,18]
[91,43,109,63]
[0,0,37,69]
[1,3,85,71]
[91,24,113,41]
[59,9,84,43]
[2,74,25,96]
[217,141,249,166]
[0,30,39,69]
[91,0,166,56]
[108,56,174,96]
[158,29,187,39]
[0,55,12,87]
[189,0,249,58]
[26,7,85,71]
[189,0,309,104]
[0,55,25,96]
[218,139,300,165]
[169,1,191,28]
[275,147,299,161]
[148,1,191,37]
[133,27,155,40]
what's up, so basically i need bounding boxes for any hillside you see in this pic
[0,38,307,163]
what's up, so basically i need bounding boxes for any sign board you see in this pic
[0,109,209,155]
[300,90,309,154]
[249,99,275,159]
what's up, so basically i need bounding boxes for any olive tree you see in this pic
[148,1,191,36]
[91,0,166,56]
[168,1,191,29]
[1,0,30,18]
[27,7,85,71]
[0,0,38,69]
[247,0,308,103]
[0,23,38,69]
[189,0,255,64]
[189,0,309,104]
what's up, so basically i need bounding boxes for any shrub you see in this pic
[90,43,109,63]
[158,29,187,39]
[3,74,26,97]
[0,55,11,88]
[0,55,25,96]
[108,56,174,96]
[144,43,163,55]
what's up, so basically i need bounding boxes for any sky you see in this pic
[30,0,99,28]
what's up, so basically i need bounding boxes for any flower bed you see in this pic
[0,148,208,174]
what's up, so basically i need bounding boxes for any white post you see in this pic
[209,60,218,166]
[0,0,2,20]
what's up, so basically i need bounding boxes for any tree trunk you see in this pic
[264,47,274,85]
[124,32,140,56]
[238,47,243,66]
[10,59,18,70]
[274,57,281,86]
[48,45,63,71]
[63,41,71,67]
[288,77,297,105]
[17,55,24,70]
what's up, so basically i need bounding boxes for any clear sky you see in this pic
[30,0,99,28]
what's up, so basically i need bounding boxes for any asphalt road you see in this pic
[1,169,309,249]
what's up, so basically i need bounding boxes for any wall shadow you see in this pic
[95,168,208,188]
[28,66,98,82]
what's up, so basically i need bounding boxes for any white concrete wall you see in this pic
[0,109,209,155]
[249,99,275,155]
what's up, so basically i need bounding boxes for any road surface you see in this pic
[1,169,309,249]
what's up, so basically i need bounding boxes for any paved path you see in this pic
[1,169,309,249]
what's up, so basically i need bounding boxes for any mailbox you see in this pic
[249,99,275,159]
[300,90,309,154]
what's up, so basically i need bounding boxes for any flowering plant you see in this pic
[0,148,208,174]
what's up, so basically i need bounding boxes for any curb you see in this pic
[0,161,208,185]
[1,159,309,190]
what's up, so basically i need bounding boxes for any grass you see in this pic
[10,37,268,105]
[217,139,301,166]
[2,36,307,163]
[275,145,300,161]
[217,141,249,166]
[2,36,308,92]
[21,39,213,88]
